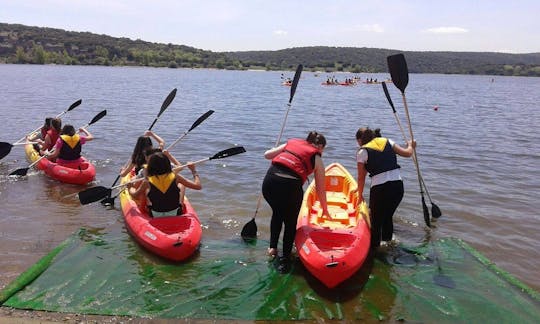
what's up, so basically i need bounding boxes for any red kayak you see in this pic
[25,142,96,185]
[119,174,202,262]
[295,162,371,288]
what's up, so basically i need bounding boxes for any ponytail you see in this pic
[306,131,326,147]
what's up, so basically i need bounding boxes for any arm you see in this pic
[129,179,149,198]
[163,149,181,167]
[46,140,61,160]
[120,162,136,177]
[176,163,202,190]
[356,162,367,202]
[79,127,94,141]
[264,143,286,160]
[313,155,330,217]
[145,130,165,149]
[393,140,416,157]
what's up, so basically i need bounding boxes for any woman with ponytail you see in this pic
[355,127,415,250]
[262,131,330,273]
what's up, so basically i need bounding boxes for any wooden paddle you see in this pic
[381,82,442,218]
[241,64,303,240]
[79,146,246,205]
[1,99,83,160]
[387,53,431,227]
[100,88,178,204]
[8,110,107,177]
[100,108,214,206]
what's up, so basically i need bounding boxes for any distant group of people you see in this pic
[29,117,94,164]
[262,128,415,273]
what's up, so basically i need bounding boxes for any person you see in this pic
[46,124,94,165]
[355,127,415,250]
[262,131,330,274]
[120,130,164,177]
[27,117,53,142]
[130,151,201,217]
[38,118,61,155]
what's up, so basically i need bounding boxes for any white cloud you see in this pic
[357,24,384,33]
[424,27,468,34]
[273,30,288,36]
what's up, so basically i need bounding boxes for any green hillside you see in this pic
[1,22,539,76]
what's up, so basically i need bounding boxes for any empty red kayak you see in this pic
[295,162,371,288]
[119,174,202,262]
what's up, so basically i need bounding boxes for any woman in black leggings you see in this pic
[355,127,415,249]
[262,131,330,274]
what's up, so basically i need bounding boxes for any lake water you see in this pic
[0,64,539,302]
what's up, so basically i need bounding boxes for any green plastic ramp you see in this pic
[1,228,539,322]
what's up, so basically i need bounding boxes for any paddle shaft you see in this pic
[252,65,303,220]
[389,102,436,203]
[14,100,82,144]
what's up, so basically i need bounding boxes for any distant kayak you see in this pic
[295,162,371,288]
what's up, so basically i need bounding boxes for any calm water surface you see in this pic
[0,65,539,300]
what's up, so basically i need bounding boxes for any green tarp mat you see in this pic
[1,228,539,322]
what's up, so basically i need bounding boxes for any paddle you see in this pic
[8,110,107,177]
[101,88,178,204]
[79,146,246,205]
[241,64,303,240]
[0,142,38,160]
[387,53,431,227]
[1,99,83,160]
[381,82,442,218]
[100,109,213,206]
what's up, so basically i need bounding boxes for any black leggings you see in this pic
[369,180,404,248]
[262,172,303,258]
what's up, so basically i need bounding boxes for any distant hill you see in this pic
[226,47,540,76]
[1,22,540,76]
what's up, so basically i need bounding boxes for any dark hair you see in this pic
[61,125,76,136]
[146,152,172,176]
[144,147,162,159]
[306,131,326,147]
[44,117,53,128]
[131,136,153,167]
[50,118,62,132]
[355,127,382,145]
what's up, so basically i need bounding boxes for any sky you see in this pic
[2,0,539,53]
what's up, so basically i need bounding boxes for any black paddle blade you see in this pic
[387,54,409,93]
[210,146,246,160]
[0,142,13,160]
[78,186,112,205]
[68,99,83,111]
[189,110,214,132]
[431,203,442,218]
[241,218,257,240]
[289,64,303,104]
[381,82,397,113]
[422,196,431,227]
[160,88,177,116]
[9,167,29,177]
[89,110,107,125]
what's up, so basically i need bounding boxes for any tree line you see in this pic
[1,23,540,76]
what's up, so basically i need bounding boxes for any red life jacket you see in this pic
[45,129,60,151]
[271,138,320,183]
